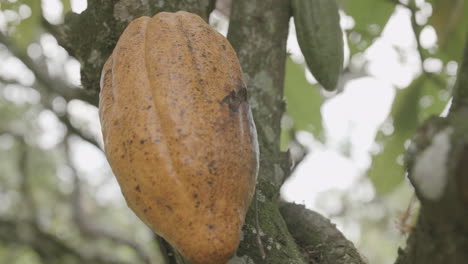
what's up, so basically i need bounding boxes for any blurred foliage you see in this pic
[369,75,449,193]
[281,58,323,150]
[339,0,396,54]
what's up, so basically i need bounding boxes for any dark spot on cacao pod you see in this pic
[193,193,198,198]
[221,86,248,113]
[208,225,214,230]
[165,205,173,211]
[140,140,145,144]
[135,185,141,192]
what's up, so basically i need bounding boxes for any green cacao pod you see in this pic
[292,0,344,91]
[99,11,259,264]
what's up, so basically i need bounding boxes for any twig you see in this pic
[0,31,98,106]
[1,65,101,149]
[60,111,101,149]
[407,0,425,71]
[396,194,417,234]
[0,32,102,149]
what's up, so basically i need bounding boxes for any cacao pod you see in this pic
[99,11,259,264]
[292,0,344,91]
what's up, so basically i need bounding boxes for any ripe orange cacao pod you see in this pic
[99,11,259,264]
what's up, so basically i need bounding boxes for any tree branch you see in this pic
[64,138,152,264]
[450,33,468,112]
[0,219,130,264]
[0,31,99,106]
[396,36,468,264]
[280,203,367,264]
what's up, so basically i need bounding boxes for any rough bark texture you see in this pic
[280,203,366,264]
[226,1,308,263]
[396,35,468,264]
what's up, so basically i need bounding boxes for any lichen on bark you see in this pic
[227,1,308,263]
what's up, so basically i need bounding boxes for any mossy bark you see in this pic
[226,1,306,263]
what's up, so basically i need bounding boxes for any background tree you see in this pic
[0,0,467,263]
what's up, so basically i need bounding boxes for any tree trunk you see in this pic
[395,35,468,264]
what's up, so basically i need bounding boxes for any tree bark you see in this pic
[226,1,305,263]
[396,34,468,264]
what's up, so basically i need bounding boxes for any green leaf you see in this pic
[368,75,449,194]
[339,0,396,54]
[428,0,468,62]
[281,58,324,149]
[292,0,344,91]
